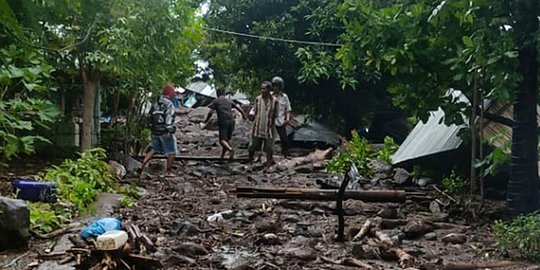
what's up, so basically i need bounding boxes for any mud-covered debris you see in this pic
[441,233,467,244]
[175,242,209,256]
[403,220,433,239]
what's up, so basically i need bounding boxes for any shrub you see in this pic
[326,131,398,176]
[493,213,540,262]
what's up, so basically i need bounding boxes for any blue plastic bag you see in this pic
[80,217,122,239]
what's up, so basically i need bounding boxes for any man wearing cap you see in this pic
[271,76,292,158]
[139,84,178,177]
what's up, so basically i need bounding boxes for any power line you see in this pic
[204,27,343,47]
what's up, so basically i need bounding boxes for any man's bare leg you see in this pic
[139,149,155,173]
[165,154,175,177]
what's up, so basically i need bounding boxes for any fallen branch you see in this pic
[445,260,523,270]
[432,185,458,204]
[352,219,372,241]
[2,251,29,268]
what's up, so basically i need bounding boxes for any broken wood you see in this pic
[445,260,523,270]
[236,186,407,202]
[352,219,372,241]
[336,170,351,242]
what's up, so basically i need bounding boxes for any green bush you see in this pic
[326,131,398,176]
[44,148,116,212]
[441,171,468,195]
[29,202,71,233]
[29,148,118,233]
[493,213,540,262]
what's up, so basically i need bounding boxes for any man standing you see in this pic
[271,76,292,158]
[139,85,178,177]
[248,81,278,166]
[204,89,248,159]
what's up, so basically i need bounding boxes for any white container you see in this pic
[96,230,128,250]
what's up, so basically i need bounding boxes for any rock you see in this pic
[403,220,433,239]
[0,196,29,251]
[393,168,411,185]
[170,219,199,236]
[188,107,211,123]
[176,242,209,256]
[370,159,392,175]
[281,247,317,261]
[283,214,300,223]
[429,201,441,213]
[441,233,467,244]
[108,160,126,179]
[209,197,222,205]
[257,233,280,245]
[255,220,279,233]
[416,177,432,187]
[424,232,437,241]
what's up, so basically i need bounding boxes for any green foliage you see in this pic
[119,196,137,208]
[0,43,60,164]
[44,148,116,212]
[475,133,511,177]
[326,130,380,176]
[376,136,398,165]
[493,213,540,262]
[441,171,468,195]
[29,202,71,234]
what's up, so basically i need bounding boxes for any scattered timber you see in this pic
[236,186,407,202]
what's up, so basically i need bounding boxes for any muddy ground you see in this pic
[1,109,539,270]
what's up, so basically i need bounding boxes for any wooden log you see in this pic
[445,261,523,270]
[352,219,372,241]
[236,186,407,202]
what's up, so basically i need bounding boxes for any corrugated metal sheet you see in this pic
[391,90,469,165]
[185,81,217,98]
[391,90,540,165]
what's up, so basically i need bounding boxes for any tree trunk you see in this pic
[81,67,100,152]
[507,0,539,216]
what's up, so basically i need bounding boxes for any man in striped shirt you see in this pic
[248,81,278,166]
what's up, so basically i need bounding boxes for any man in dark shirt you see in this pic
[204,89,248,159]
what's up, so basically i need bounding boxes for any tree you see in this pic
[0,0,60,165]
[328,0,538,215]
[202,0,395,133]
[32,0,203,151]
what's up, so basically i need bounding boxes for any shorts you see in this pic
[150,134,177,155]
[218,120,235,141]
[248,136,275,154]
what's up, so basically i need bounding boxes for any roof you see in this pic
[285,115,341,146]
[391,90,469,165]
[185,81,217,98]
